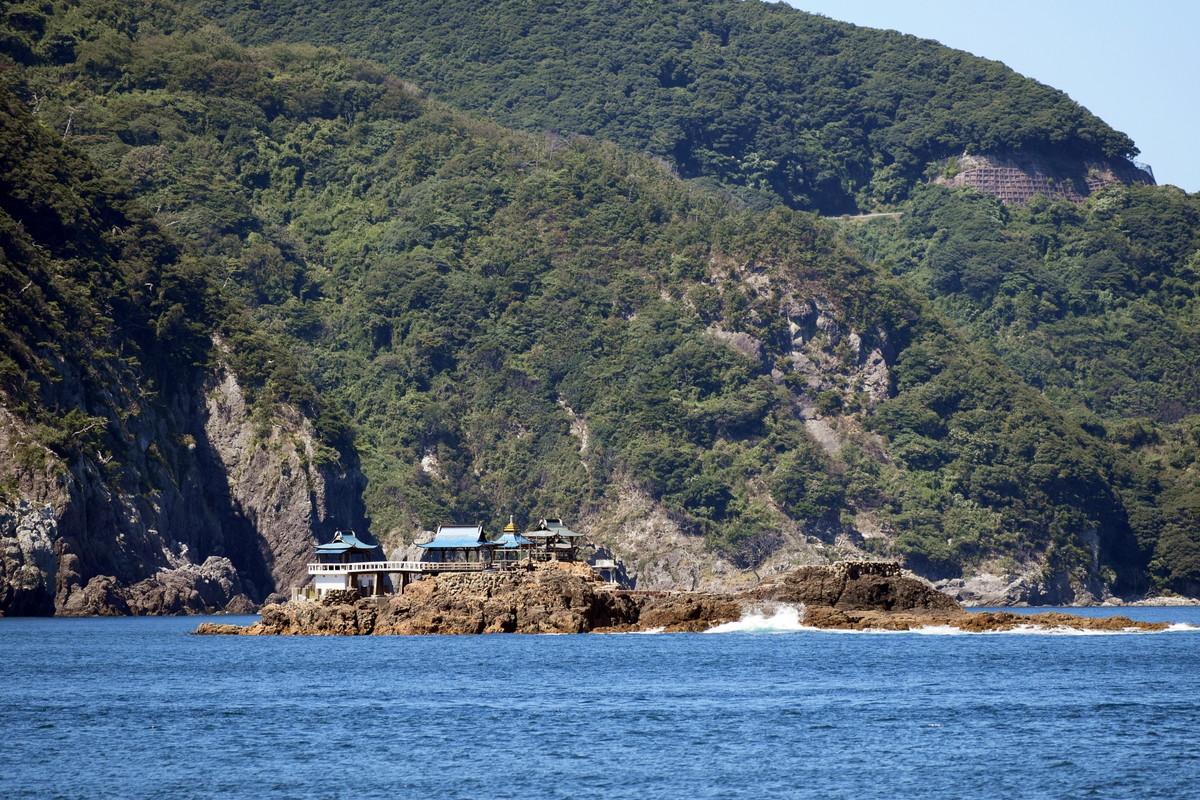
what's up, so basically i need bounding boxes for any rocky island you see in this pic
[194,562,1170,636]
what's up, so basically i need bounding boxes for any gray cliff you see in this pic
[0,359,366,616]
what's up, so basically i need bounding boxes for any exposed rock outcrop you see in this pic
[197,363,367,603]
[776,296,894,412]
[747,561,960,612]
[578,476,755,593]
[196,561,1166,635]
[934,559,1130,608]
[0,499,59,615]
[933,152,1154,205]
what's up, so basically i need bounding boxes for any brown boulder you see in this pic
[192,622,245,635]
[636,594,744,632]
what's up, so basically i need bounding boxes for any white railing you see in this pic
[307,560,489,575]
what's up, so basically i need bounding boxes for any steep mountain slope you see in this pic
[0,85,366,615]
[0,3,1162,603]
[190,0,1139,214]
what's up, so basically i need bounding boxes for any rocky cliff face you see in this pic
[580,474,873,594]
[199,362,367,602]
[0,356,366,616]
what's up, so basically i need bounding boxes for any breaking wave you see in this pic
[704,604,808,633]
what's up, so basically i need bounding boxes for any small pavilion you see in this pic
[524,518,585,562]
[492,516,532,565]
[314,530,379,564]
[311,530,387,598]
[417,523,497,565]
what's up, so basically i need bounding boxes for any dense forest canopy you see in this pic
[188,0,1137,214]
[1,0,1197,601]
[849,184,1200,422]
[0,83,209,452]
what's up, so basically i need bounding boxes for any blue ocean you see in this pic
[2,606,1198,800]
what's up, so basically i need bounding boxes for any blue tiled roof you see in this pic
[418,524,491,549]
[494,533,532,548]
[315,531,378,553]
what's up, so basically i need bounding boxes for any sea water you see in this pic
[1,607,1198,800]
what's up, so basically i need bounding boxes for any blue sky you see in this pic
[786,1,1199,193]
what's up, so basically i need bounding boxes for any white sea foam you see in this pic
[797,625,970,635]
[701,609,1200,636]
[903,625,1127,636]
[966,621,1200,636]
[704,603,807,633]
[826,623,1200,636]
[594,626,666,635]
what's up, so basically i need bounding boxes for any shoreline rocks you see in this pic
[193,561,1173,636]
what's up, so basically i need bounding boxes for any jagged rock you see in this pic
[936,563,1120,608]
[193,622,245,635]
[61,575,130,617]
[709,327,764,362]
[239,564,641,635]
[123,556,247,615]
[320,589,361,606]
[954,611,1166,633]
[249,598,365,635]
[636,595,743,632]
[0,501,58,615]
[201,366,367,596]
[223,594,258,614]
[374,565,642,635]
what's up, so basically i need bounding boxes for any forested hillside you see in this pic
[1,0,1195,608]
[840,185,1200,595]
[190,0,1137,214]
